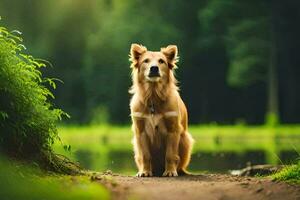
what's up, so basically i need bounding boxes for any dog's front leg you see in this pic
[135,133,152,177]
[133,120,152,177]
[163,129,180,177]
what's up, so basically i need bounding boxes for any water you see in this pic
[72,148,299,175]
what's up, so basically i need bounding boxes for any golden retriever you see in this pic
[129,44,194,177]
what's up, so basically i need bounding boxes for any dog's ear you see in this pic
[129,44,147,68]
[161,45,178,69]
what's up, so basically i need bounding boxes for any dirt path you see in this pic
[95,173,300,200]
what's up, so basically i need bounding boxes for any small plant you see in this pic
[272,162,300,184]
[0,21,75,172]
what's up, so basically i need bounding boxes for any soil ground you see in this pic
[95,173,300,200]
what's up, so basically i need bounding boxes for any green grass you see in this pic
[272,162,300,184]
[56,124,300,152]
[0,158,110,200]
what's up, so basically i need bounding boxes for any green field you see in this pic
[54,125,300,175]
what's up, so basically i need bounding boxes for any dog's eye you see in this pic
[158,59,165,64]
[143,59,149,63]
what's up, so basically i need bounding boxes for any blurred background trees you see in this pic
[1,0,299,124]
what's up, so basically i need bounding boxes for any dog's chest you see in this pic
[131,111,178,144]
[144,113,167,147]
[145,114,166,134]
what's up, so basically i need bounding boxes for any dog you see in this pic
[129,44,194,177]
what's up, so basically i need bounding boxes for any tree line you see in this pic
[0,0,299,124]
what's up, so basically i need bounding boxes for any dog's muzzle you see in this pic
[148,66,160,77]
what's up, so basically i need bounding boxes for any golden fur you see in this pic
[129,44,194,177]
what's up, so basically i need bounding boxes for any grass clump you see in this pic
[0,158,110,200]
[0,21,77,173]
[272,162,300,184]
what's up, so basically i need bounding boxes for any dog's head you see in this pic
[129,44,178,83]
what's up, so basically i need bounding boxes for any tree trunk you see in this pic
[266,0,280,125]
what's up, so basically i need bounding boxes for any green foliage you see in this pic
[0,23,68,161]
[199,0,270,88]
[272,162,300,184]
[226,19,269,87]
[0,158,109,200]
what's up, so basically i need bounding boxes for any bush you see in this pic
[0,22,72,171]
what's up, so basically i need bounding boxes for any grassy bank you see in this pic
[272,162,300,184]
[0,158,109,200]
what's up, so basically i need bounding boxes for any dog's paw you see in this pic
[136,171,153,177]
[162,170,178,177]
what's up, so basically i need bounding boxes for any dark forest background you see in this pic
[1,0,299,124]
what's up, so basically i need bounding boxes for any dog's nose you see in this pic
[150,66,159,74]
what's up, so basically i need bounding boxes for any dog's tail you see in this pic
[178,169,192,176]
